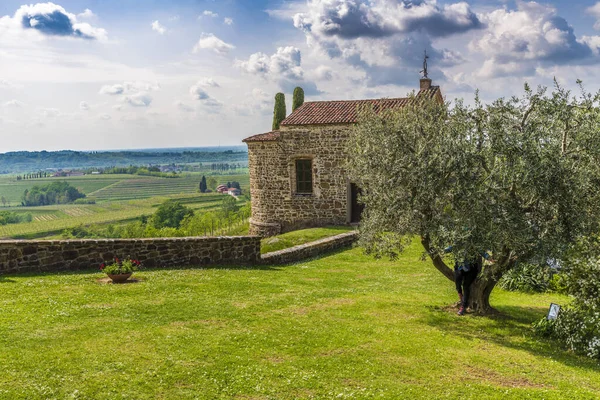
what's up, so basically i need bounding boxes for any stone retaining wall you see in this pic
[261,231,358,265]
[0,236,261,274]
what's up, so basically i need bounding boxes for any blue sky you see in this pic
[2,0,600,151]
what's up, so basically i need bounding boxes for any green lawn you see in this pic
[261,226,355,253]
[1,241,598,399]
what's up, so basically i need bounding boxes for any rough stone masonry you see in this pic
[0,236,261,274]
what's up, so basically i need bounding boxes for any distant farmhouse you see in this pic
[243,78,443,236]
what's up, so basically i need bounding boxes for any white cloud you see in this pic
[13,3,107,40]
[99,114,111,120]
[99,81,160,96]
[79,101,90,111]
[151,20,166,35]
[237,46,303,81]
[289,0,476,87]
[99,84,124,95]
[235,46,322,93]
[195,77,220,88]
[192,33,235,55]
[224,17,234,26]
[77,9,95,19]
[588,2,600,31]
[202,10,219,18]
[312,65,334,81]
[189,85,210,100]
[470,1,597,77]
[293,0,481,40]
[3,99,25,108]
[123,92,153,107]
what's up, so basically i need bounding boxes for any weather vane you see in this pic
[420,50,429,79]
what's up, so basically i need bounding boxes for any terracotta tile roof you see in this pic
[280,87,441,126]
[242,131,281,143]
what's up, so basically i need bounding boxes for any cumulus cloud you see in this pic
[288,0,478,87]
[224,17,234,25]
[188,83,223,112]
[470,1,598,78]
[3,99,25,108]
[202,10,219,18]
[237,46,322,94]
[312,65,335,81]
[79,101,90,111]
[588,3,600,31]
[151,20,166,35]
[293,0,482,40]
[189,85,210,100]
[15,3,106,40]
[99,81,160,96]
[196,77,220,88]
[77,9,95,19]
[123,92,153,107]
[237,46,303,80]
[192,33,235,55]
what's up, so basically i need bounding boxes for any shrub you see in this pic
[152,201,194,229]
[533,237,600,359]
[498,263,554,293]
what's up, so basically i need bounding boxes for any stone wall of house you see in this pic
[0,236,261,274]
[247,124,353,236]
[261,231,358,265]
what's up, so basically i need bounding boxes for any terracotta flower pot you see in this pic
[107,273,132,283]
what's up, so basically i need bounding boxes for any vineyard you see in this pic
[0,193,239,239]
[88,178,201,201]
[0,173,250,204]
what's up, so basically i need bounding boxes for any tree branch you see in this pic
[421,235,455,282]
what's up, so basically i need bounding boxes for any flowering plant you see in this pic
[100,257,141,275]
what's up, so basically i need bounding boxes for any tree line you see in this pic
[62,197,250,239]
[21,181,86,206]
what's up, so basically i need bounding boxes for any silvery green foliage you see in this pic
[545,237,600,359]
[348,82,600,309]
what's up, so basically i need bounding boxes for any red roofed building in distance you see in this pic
[243,77,443,236]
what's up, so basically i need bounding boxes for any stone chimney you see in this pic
[420,78,432,90]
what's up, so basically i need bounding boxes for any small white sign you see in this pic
[547,303,561,320]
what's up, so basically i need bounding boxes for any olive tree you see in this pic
[347,83,600,314]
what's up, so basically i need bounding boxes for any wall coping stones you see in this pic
[261,231,359,265]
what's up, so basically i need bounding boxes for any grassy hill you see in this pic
[0,242,597,399]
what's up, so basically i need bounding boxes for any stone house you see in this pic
[243,78,443,236]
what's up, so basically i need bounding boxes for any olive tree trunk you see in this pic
[421,236,505,315]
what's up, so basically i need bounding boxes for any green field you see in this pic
[0,172,250,238]
[0,174,250,205]
[0,193,233,239]
[0,242,597,399]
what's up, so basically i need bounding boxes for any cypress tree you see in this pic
[199,175,207,193]
[292,87,304,112]
[272,92,286,131]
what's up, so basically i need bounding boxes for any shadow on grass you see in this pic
[424,303,600,372]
